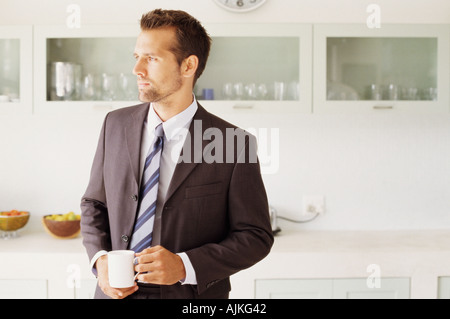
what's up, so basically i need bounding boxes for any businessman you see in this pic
[80,9,273,299]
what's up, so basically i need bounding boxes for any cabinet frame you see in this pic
[33,24,141,115]
[0,25,33,115]
[313,24,450,113]
[201,23,313,114]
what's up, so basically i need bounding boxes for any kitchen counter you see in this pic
[230,229,450,298]
[0,229,86,254]
[2,227,450,298]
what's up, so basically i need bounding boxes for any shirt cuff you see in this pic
[177,252,197,285]
[89,250,108,277]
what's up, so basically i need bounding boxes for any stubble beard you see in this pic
[138,77,183,104]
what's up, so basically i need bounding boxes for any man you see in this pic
[80,9,273,299]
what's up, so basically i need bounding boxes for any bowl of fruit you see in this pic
[42,212,81,239]
[0,210,30,238]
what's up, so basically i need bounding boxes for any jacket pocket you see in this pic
[185,182,223,199]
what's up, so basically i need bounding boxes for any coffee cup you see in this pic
[108,250,139,288]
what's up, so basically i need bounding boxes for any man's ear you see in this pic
[182,55,199,78]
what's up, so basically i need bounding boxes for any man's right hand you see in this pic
[96,254,139,299]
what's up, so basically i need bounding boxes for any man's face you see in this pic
[133,27,183,103]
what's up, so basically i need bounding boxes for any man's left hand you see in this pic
[134,245,186,285]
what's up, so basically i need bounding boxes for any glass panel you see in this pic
[47,38,138,101]
[327,37,437,101]
[196,37,300,101]
[0,39,20,103]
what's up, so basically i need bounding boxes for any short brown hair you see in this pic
[140,9,211,85]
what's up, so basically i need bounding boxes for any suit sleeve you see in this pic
[80,114,112,262]
[185,133,274,295]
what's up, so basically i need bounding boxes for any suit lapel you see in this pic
[125,103,150,185]
[164,104,211,204]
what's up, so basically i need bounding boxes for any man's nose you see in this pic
[133,59,146,78]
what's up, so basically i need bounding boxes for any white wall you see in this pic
[1,0,449,231]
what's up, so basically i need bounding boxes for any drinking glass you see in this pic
[256,83,268,100]
[222,83,234,100]
[233,82,245,100]
[273,82,285,101]
[245,83,257,100]
[101,73,118,101]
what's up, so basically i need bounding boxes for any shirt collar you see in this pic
[147,95,198,141]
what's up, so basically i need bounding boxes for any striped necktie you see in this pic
[130,123,164,252]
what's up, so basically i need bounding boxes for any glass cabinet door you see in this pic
[197,37,299,101]
[46,37,138,102]
[0,26,32,114]
[314,24,450,113]
[198,23,312,114]
[34,25,140,114]
[0,39,20,101]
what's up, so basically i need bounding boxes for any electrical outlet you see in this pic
[302,195,325,215]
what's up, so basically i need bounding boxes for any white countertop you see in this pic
[6,227,450,254]
[0,228,86,254]
[271,228,450,253]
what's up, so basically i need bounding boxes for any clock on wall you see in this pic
[213,0,267,13]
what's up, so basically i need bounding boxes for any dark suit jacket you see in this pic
[80,102,274,299]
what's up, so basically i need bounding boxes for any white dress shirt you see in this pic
[90,96,198,285]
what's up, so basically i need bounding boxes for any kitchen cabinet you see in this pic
[255,278,333,299]
[0,278,97,299]
[197,23,312,114]
[0,26,32,115]
[255,278,410,299]
[313,24,450,113]
[1,229,450,299]
[0,230,97,299]
[74,279,98,299]
[5,23,450,115]
[438,277,450,299]
[230,230,450,299]
[0,279,47,299]
[33,24,141,115]
[33,23,312,115]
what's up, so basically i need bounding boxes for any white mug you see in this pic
[108,250,139,288]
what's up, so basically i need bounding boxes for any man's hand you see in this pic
[134,245,186,285]
[96,254,139,299]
